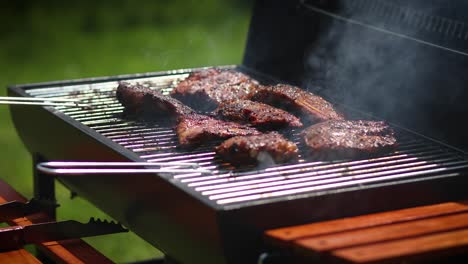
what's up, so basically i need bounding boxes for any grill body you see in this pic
[8,67,468,264]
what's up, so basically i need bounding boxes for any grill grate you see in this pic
[24,71,468,206]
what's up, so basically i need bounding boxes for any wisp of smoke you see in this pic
[301,0,468,148]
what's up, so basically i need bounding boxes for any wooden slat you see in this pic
[295,212,468,252]
[333,228,468,264]
[0,179,114,264]
[265,200,468,263]
[0,249,42,264]
[265,201,468,248]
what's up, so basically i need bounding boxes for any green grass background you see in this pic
[0,0,251,262]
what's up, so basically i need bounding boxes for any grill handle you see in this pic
[36,161,212,175]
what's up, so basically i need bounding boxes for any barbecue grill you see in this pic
[7,0,468,263]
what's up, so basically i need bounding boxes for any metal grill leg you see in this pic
[33,154,56,219]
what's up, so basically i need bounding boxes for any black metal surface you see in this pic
[8,66,468,264]
[33,154,57,219]
[243,0,468,151]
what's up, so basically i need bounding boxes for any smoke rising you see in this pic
[301,0,468,148]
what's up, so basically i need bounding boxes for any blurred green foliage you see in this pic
[0,0,251,262]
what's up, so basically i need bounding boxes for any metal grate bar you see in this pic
[209,164,467,202]
[215,171,465,205]
[199,159,466,197]
[182,151,460,186]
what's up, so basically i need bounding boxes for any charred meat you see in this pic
[248,84,344,124]
[214,99,303,130]
[116,82,150,115]
[176,113,262,147]
[171,68,259,111]
[117,81,194,122]
[117,81,261,147]
[216,132,298,165]
[301,120,398,159]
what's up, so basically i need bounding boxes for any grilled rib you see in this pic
[301,120,398,160]
[116,82,149,115]
[176,113,261,147]
[214,99,303,130]
[117,82,262,147]
[116,81,194,122]
[215,132,298,165]
[171,68,259,111]
[248,84,344,124]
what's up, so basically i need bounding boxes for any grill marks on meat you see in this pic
[176,114,261,147]
[216,133,298,165]
[301,120,398,160]
[117,82,261,147]
[214,99,303,130]
[171,68,259,111]
[116,81,194,122]
[249,84,345,124]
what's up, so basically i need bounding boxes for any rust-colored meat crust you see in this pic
[301,120,398,159]
[116,81,194,122]
[176,113,261,147]
[116,81,150,115]
[214,99,303,130]
[216,132,299,165]
[171,68,259,111]
[248,84,345,124]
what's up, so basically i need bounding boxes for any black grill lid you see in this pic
[243,0,468,151]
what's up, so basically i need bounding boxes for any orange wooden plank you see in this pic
[295,212,468,252]
[0,249,42,264]
[0,179,114,264]
[265,201,468,248]
[333,228,468,264]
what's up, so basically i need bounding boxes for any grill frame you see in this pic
[8,66,468,264]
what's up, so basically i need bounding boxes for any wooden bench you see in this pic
[0,179,114,264]
[265,201,468,263]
